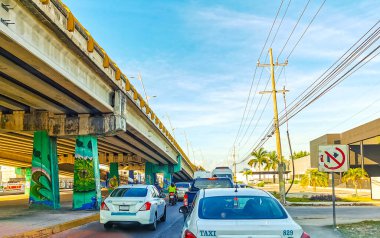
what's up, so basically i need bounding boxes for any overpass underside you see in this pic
[0,0,193,210]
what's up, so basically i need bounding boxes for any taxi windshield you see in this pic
[198,196,288,220]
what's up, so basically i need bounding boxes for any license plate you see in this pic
[119,205,130,211]
[170,196,174,198]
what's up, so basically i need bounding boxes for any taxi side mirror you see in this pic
[179,206,188,214]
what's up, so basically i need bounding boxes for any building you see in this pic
[310,119,380,195]
[289,155,311,179]
[310,118,380,177]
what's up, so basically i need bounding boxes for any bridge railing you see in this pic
[30,0,195,172]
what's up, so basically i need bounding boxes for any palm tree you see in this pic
[342,168,369,196]
[300,169,328,192]
[248,148,268,180]
[242,169,253,183]
[265,151,279,183]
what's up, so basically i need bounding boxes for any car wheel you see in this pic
[104,223,113,230]
[148,214,157,231]
[160,207,166,222]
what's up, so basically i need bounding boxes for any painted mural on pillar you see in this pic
[73,136,101,210]
[29,131,60,209]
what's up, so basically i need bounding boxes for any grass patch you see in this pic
[338,220,380,238]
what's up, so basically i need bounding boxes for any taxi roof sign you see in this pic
[318,145,349,172]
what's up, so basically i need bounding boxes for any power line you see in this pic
[231,0,285,151]
[237,21,380,165]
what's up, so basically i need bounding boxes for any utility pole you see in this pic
[165,113,176,140]
[233,146,237,183]
[258,48,288,204]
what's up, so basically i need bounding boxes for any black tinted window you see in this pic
[193,179,233,190]
[199,196,287,220]
[110,188,147,197]
[176,183,190,188]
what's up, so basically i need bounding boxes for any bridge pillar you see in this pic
[108,162,119,190]
[25,167,31,195]
[29,131,60,209]
[145,162,155,185]
[72,136,101,210]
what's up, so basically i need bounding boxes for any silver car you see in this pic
[180,188,310,238]
[175,182,191,200]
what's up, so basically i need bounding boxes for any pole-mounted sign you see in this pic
[318,144,349,230]
[318,145,349,173]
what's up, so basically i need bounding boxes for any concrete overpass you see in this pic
[0,0,195,210]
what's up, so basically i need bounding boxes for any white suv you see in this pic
[100,184,166,231]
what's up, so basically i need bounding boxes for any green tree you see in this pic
[300,169,328,192]
[342,168,369,196]
[292,151,310,160]
[248,148,268,180]
[242,169,253,183]
[264,151,279,183]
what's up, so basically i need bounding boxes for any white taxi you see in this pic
[100,184,166,231]
[180,188,310,238]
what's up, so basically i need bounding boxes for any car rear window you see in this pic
[176,183,190,188]
[198,196,288,220]
[110,188,147,197]
[214,174,233,179]
[193,178,233,190]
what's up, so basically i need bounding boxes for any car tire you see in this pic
[160,207,166,222]
[148,214,157,231]
[104,223,113,230]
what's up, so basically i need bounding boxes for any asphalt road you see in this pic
[53,203,184,238]
[52,205,380,238]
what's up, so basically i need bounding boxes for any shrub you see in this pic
[310,194,341,201]
[257,181,265,187]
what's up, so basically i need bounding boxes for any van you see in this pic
[211,167,233,180]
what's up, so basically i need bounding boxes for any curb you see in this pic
[4,213,99,238]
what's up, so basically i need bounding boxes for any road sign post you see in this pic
[318,145,349,230]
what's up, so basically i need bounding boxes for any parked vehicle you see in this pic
[179,188,310,238]
[193,170,212,179]
[211,167,233,180]
[175,182,191,201]
[100,184,166,231]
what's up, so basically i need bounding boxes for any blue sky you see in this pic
[64,0,380,171]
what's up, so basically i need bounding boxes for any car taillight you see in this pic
[184,229,197,238]
[301,232,311,238]
[184,194,188,206]
[139,202,152,211]
[100,201,109,211]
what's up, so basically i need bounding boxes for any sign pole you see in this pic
[332,172,337,230]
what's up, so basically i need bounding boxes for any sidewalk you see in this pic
[0,201,99,238]
[0,190,106,238]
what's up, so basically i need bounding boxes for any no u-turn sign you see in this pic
[318,145,349,172]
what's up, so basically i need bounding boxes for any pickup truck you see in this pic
[183,177,234,208]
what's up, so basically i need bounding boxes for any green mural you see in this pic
[73,135,101,210]
[108,162,119,191]
[29,131,60,209]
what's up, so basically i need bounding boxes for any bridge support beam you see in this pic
[72,135,101,210]
[108,162,119,190]
[0,111,126,136]
[29,131,60,209]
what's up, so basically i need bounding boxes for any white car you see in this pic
[180,188,310,238]
[100,184,166,231]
